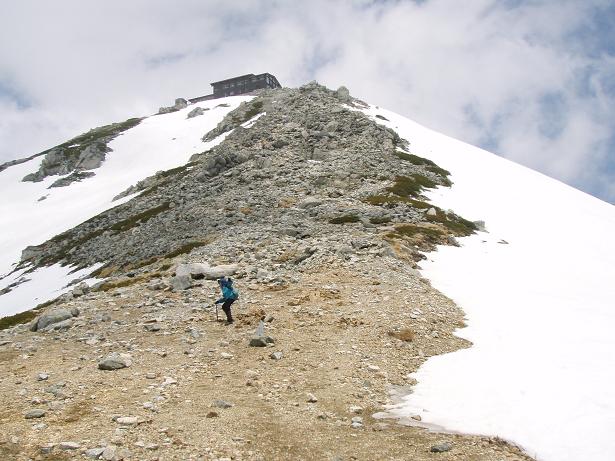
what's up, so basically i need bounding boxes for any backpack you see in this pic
[222,283,239,300]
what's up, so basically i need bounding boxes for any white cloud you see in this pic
[0,0,614,202]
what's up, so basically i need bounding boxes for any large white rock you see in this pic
[175,262,238,280]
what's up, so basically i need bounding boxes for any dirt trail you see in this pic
[0,262,534,461]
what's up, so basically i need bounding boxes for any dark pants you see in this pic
[221,299,236,322]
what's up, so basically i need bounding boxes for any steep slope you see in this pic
[0,84,537,460]
[0,96,252,316]
[363,107,615,461]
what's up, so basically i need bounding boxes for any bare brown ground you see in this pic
[0,263,535,461]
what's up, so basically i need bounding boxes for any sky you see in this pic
[1,0,614,203]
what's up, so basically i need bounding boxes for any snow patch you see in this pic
[0,95,253,317]
[363,106,615,461]
[0,263,103,317]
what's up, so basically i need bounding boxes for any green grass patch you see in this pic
[369,216,392,224]
[95,276,145,292]
[233,100,264,124]
[163,240,211,259]
[426,211,477,236]
[110,202,170,233]
[244,100,264,120]
[329,214,360,224]
[387,174,437,197]
[394,151,452,183]
[385,224,444,243]
[0,309,38,330]
[363,194,432,209]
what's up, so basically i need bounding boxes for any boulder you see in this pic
[40,318,73,332]
[174,98,188,110]
[187,107,207,119]
[175,262,238,280]
[170,274,192,291]
[249,336,274,347]
[335,86,351,103]
[98,353,132,370]
[30,308,77,332]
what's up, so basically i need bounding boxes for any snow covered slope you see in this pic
[363,106,615,461]
[0,96,252,316]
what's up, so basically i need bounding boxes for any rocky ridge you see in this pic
[0,83,533,460]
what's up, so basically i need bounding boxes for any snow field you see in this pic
[363,106,615,461]
[0,96,252,316]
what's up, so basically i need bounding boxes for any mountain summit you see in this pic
[0,83,613,461]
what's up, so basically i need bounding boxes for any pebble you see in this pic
[306,393,318,403]
[349,405,363,414]
[367,364,380,372]
[161,376,177,387]
[116,416,139,425]
[269,351,283,360]
[85,447,105,459]
[430,442,453,453]
[58,441,81,450]
[220,352,234,359]
[351,416,363,428]
[102,446,116,460]
[37,372,49,381]
[24,409,46,419]
[213,399,234,409]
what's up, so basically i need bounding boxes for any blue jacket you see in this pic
[216,283,238,304]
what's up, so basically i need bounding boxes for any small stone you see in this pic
[37,372,49,381]
[373,422,390,431]
[98,352,132,370]
[58,441,81,450]
[349,405,363,414]
[161,376,177,387]
[116,416,139,426]
[430,442,452,453]
[306,393,318,403]
[145,372,157,379]
[269,351,283,360]
[145,443,159,450]
[206,410,219,418]
[39,443,54,454]
[249,336,274,347]
[85,447,105,459]
[144,323,161,332]
[102,446,116,460]
[220,352,233,359]
[213,399,233,409]
[25,409,46,419]
[367,364,380,372]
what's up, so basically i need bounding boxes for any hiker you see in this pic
[215,276,239,324]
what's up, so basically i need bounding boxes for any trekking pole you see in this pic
[215,303,219,322]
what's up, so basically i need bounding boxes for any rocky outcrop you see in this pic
[29,307,79,332]
[187,106,208,119]
[158,98,188,114]
[20,117,142,187]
